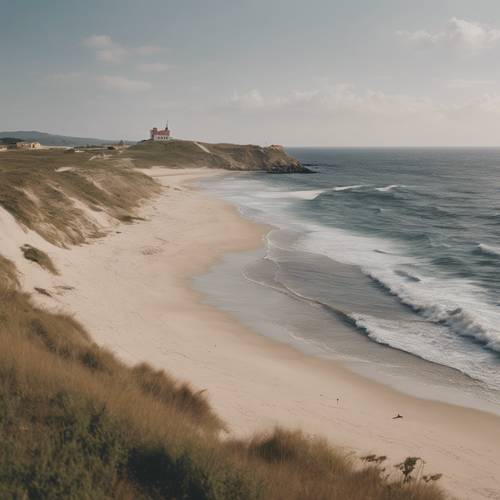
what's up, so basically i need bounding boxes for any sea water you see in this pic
[197,148,500,413]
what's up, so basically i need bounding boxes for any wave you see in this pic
[347,312,500,389]
[477,243,500,258]
[350,313,434,356]
[254,184,370,200]
[395,270,421,282]
[255,189,329,201]
[368,270,500,354]
[375,184,406,192]
[333,184,369,191]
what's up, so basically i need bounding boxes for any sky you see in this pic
[2,0,500,146]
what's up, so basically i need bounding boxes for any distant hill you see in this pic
[0,137,23,145]
[0,130,133,147]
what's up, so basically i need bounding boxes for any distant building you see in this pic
[150,123,171,141]
[269,144,284,150]
[0,145,7,152]
[16,141,41,149]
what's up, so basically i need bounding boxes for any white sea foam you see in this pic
[477,242,500,257]
[368,268,500,353]
[350,312,500,390]
[255,189,328,200]
[254,184,370,200]
[375,184,406,192]
[333,184,368,191]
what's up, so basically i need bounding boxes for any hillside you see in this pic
[129,139,310,173]
[0,130,125,147]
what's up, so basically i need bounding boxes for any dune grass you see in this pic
[21,244,58,274]
[0,149,159,246]
[0,150,446,499]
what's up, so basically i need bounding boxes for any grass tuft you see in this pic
[21,244,58,274]
[132,362,223,432]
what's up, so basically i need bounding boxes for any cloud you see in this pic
[98,75,151,92]
[44,72,83,84]
[84,34,128,62]
[230,89,289,110]
[137,62,169,72]
[83,35,113,48]
[135,45,163,56]
[226,85,500,131]
[477,94,500,113]
[397,17,500,50]
[230,89,265,109]
[446,79,495,89]
[44,70,152,93]
[96,47,128,63]
[83,35,165,63]
[229,85,434,118]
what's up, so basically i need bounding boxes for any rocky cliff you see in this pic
[129,140,310,173]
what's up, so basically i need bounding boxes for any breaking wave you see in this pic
[254,189,329,200]
[368,270,500,354]
[477,243,500,258]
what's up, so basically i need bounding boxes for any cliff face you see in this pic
[129,140,310,173]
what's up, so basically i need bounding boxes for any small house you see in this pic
[16,141,42,150]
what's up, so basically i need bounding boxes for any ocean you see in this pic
[197,148,500,413]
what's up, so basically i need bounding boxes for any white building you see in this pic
[16,141,41,149]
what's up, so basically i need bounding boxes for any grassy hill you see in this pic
[129,139,310,173]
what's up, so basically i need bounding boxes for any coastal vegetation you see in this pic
[0,148,445,499]
[129,139,309,173]
[0,149,159,245]
[21,244,59,274]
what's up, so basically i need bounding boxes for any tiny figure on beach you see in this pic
[337,398,340,406]
[392,413,403,419]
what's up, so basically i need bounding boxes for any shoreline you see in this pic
[35,168,499,500]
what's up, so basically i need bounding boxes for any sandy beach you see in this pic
[12,167,500,500]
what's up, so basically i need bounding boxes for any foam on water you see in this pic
[477,243,500,258]
[255,189,328,200]
[375,184,407,192]
[333,184,369,191]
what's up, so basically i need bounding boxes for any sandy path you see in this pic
[23,167,500,500]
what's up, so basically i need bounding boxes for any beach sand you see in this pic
[17,167,500,500]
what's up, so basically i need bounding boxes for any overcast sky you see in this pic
[2,0,500,146]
